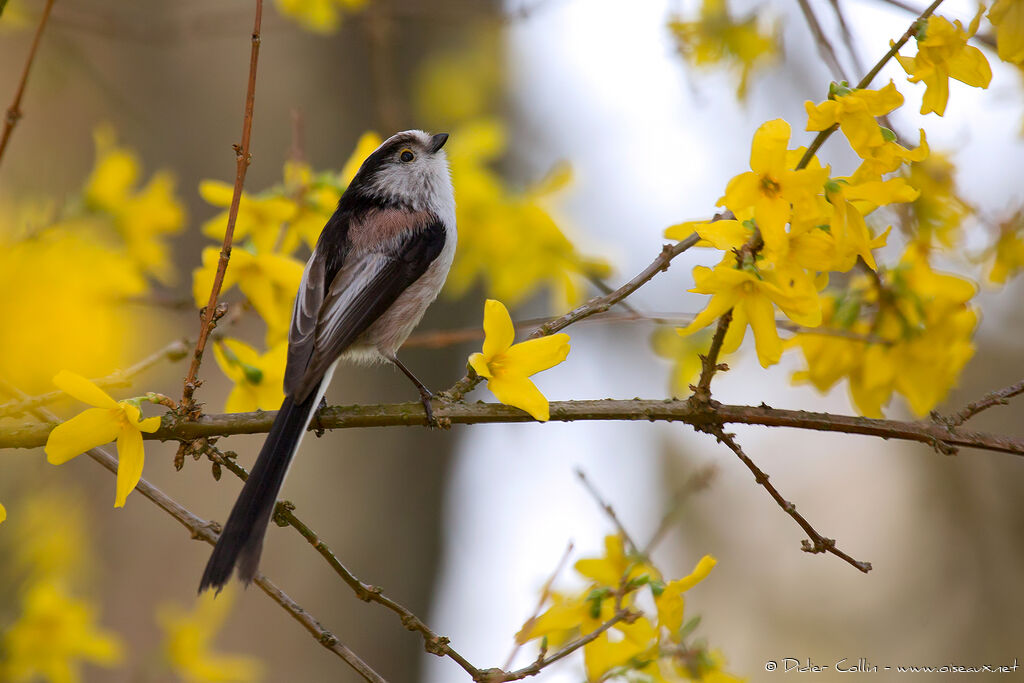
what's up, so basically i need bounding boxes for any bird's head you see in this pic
[348,130,452,212]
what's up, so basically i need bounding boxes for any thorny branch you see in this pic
[0,0,56,167]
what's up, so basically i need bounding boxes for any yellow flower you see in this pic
[575,535,657,588]
[444,119,612,312]
[44,371,161,508]
[804,81,905,158]
[199,181,295,255]
[823,182,891,271]
[158,589,262,683]
[213,339,287,413]
[903,152,971,248]
[192,246,304,346]
[718,119,829,256]
[0,501,5,524]
[274,0,367,34]
[680,262,821,367]
[0,580,123,683]
[654,555,717,639]
[650,327,718,398]
[988,0,1024,64]
[84,126,186,284]
[340,131,384,185]
[583,617,658,682]
[468,300,570,421]
[668,0,780,100]
[989,212,1024,284]
[895,10,992,116]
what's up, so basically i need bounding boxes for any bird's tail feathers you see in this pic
[199,387,321,593]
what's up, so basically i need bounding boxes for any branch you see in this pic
[706,427,872,573]
[0,339,190,418]
[797,0,850,82]
[691,309,732,404]
[179,0,263,414]
[797,0,946,170]
[575,468,639,553]
[5,399,1022,456]
[442,233,701,401]
[0,0,56,167]
[940,380,1024,428]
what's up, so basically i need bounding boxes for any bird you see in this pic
[199,129,456,593]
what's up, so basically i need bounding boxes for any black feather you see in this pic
[198,388,320,593]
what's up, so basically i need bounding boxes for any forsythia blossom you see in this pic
[895,10,992,116]
[516,535,728,682]
[158,590,263,683]
[274,0,367,34]
[44,371,160,507]
[987,0,1024,64]
[468,299,570,421]
[668,0,779,100]
[213,339,288,413]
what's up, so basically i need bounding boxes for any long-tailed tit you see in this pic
[200,130,456,592]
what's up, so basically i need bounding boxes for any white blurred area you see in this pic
[426,1,1024,681]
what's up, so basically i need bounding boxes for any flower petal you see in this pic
[45,408,121,465]
[53,370,119,409]
[500,334,571,377]
[749,119,791,175]
[487,375,551,421]
[742,295,783,367]
[114,426,146,508]
[482,299,516,358]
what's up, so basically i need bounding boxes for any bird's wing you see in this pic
[285,220,447,402]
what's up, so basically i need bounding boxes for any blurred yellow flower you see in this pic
[654,555,717,639]
[158,589,262,683]
[583,616,658,681]
[213,339,287,413]
[988,0,1024,64]
[44,371,160,508]
[988,210,1024,284]
[274,0,367,34]
[84,126,186,284]
[0,501,5,524]
[668,0,779,100]
[444,119,612,311]
[9,493,90,580]
[896,10,992,116]
[199,181,294,255]
[650,327,718,398]
[192,246,304,346]
[903,152,971,248]
[468,299,570,422]
[0,580,123,683]
[575,534,657,588]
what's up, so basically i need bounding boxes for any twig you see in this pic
[829,0,867,78]
[0,0,56,167]
[797,0,946,170]
[708,427,872,573]
[442,233,701,402]
[503,541,574,672]
[575,469,639,553]
[403,310,888,350]
[0,381,387,682]
[797,0,850,82]
[691,309,732,405]
[642,463,718,555]
[0,339,190,418]
[497,609,633,682]
[942,380,1024,428]
[6,399,1023,456]
[180,0,263,414]
[206,450,485,680]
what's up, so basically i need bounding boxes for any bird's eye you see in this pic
[400,149,415,163]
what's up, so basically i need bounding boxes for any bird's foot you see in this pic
[313,397,328,437]
[418,389,448,429]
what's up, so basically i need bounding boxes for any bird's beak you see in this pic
[429,132,449,153]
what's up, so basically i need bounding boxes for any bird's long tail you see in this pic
[199,386,321,593]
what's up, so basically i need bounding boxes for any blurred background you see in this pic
[1,0,1023,681]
